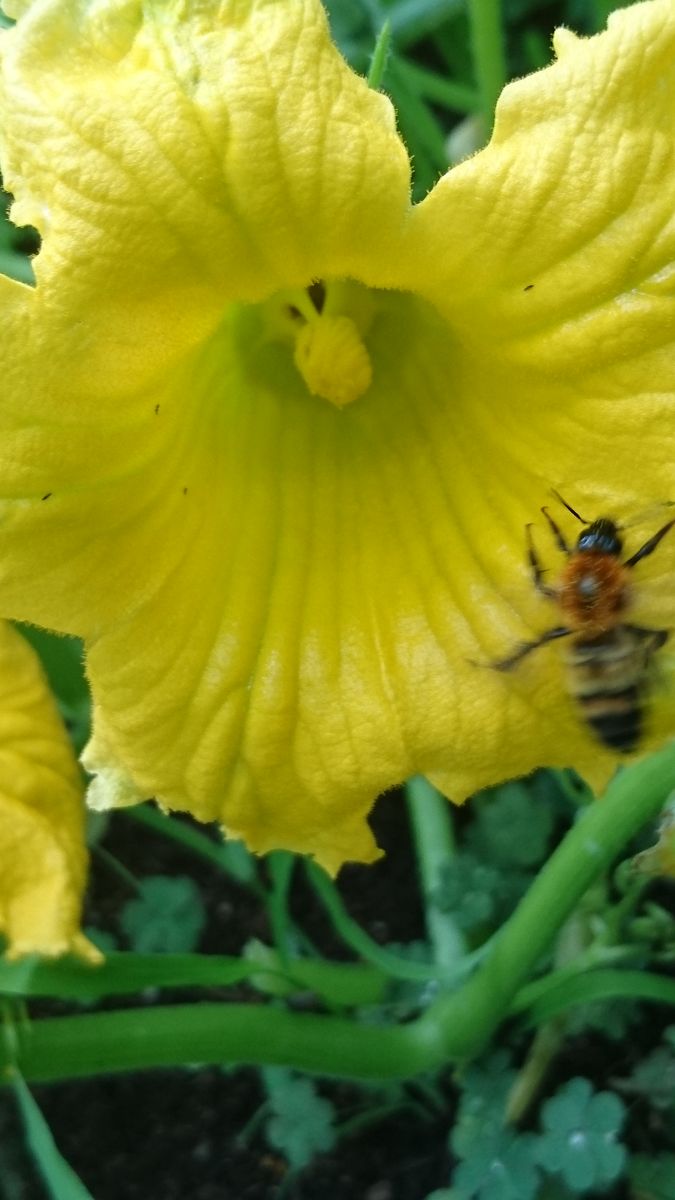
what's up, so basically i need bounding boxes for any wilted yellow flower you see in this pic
[0,622,95,959]
[0,0,674,871]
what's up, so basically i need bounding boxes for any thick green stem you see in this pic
[9,1004,443,1083]
[4,746,675,1083]
[467,0,507,136]
[419,745,675,1057]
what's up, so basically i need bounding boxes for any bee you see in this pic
[492,493,675,752]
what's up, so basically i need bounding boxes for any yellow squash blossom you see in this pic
[0,0,674,872]
[0,622,95,959]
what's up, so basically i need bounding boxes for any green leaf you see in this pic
[0,249,34,283]
[219,838,257,886]
[618,1046,675,1111]
[451,1053,515,1159]
[452,1130,541,1200]
[433,854,501,930]
[564,998,641,1042]
[384,54,450,199]
[468,783,555,869]
[387,0,464,48]
[392,58,477,113]
[83,927,118,954]
[662,1024,675,1051]
[12,1073,95,1200]
[629,1154,675,1200]
[120,875,206,954]
[535,1078,626,1192]
[16,626,87,709]
[15,625,90,750]
[263,1068,337,1170]
[322,0,372,70]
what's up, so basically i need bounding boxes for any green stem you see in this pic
[5,745,674,1083]
[367,20,391,91]
[466,0,507,136]
[505,1019,566,1124]
[418,743,675,1058]
[265,852,296,965]
[513,969,675,1026]
[405,777,465,967]
[0,951,386,1007]
[123,804,258,885]
[509,945,635,1015]
[305,859,470,984]
[9,1004,443,1083]
[91,844,140,894]
[505,905,594,1123]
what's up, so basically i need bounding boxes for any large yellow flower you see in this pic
[0,0,674,871]
[0,622,94,959]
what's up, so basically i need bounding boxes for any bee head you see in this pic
[576,518,623,556]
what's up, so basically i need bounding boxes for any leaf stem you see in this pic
[466,0,507,136]
[405,776,466,967]
[367,20,391,90]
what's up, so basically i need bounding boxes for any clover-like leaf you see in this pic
[263,1068,337,1170]
[452,1130,541,1200]
[618,1046,675,1112]
[434,855,501,931]
[535,1077,626,1192]
[565,999,642,1042]
[451,1053,516,1160]
[120,875,206,954]
[663,1025,675,1051]
[467,784,555,869]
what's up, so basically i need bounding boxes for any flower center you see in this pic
[263,279,376,409]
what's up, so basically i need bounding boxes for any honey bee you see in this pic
[493,493,675,752]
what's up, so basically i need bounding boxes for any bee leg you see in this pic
[540,506,570,555]
[490,625,571,671]
[526,524,556,597]
[624,519,675,568]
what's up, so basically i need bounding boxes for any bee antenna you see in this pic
[550,489,588,525]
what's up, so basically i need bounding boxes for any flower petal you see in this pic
[2,0,675,873]
[0,622,96,959]
[393,0,675,799]
[404,0,675,378]
[0,0,410,637]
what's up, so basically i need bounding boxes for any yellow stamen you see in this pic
[293,314,372,409]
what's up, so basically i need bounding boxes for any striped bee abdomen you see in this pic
[564,629,653,754]
[577,684,641,752]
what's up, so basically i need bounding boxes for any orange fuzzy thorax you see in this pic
[557,552,629,635]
